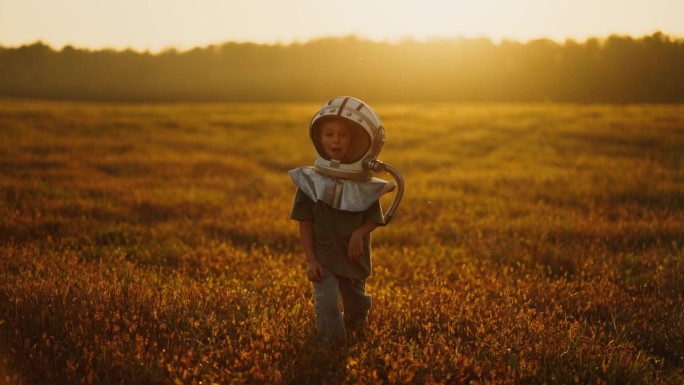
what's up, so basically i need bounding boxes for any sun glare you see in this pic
[0,0,682,51]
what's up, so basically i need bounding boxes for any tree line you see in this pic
[1,32,682,103]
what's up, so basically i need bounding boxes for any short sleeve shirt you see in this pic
[290,188,384,279]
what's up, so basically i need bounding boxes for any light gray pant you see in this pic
[313,267,371,342]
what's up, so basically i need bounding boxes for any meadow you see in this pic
[0,99,682,384]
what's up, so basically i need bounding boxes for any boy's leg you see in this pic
[312,267,345,342]
[339,277,372,333]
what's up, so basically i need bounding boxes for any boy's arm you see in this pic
[348,222,379,262]
[299,220,325,281]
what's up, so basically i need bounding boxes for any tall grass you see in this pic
[1,99,682,384]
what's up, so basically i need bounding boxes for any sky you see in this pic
[1,0,682,52]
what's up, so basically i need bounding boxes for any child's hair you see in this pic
[311,116,371,164]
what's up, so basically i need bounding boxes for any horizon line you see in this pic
[1,30,680,54]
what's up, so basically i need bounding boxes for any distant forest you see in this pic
[1,32,683,103]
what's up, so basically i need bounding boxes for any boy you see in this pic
[289,96,400,343]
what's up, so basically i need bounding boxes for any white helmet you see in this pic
[309,96,385,180]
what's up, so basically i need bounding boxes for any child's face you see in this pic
[319,120,352,161]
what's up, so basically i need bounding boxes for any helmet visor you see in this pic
[311,117,371,164]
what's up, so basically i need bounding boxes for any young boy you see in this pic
[289,96,398,343]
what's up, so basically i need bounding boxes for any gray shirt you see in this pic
[290,188,384,279]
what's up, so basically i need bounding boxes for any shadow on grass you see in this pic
[284,336,350,385]
[0,340,27,385]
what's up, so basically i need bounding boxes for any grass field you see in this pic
[0,99,683,384]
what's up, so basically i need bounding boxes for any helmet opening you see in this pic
[311,116,371,164]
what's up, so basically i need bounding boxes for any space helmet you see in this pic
[310,96,385,181]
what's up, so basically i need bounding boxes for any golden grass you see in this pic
[0,99,683,384]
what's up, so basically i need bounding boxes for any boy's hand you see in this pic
[307,259,325,282]
[348,231,364,262]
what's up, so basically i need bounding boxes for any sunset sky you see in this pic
[1,0,682,51]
